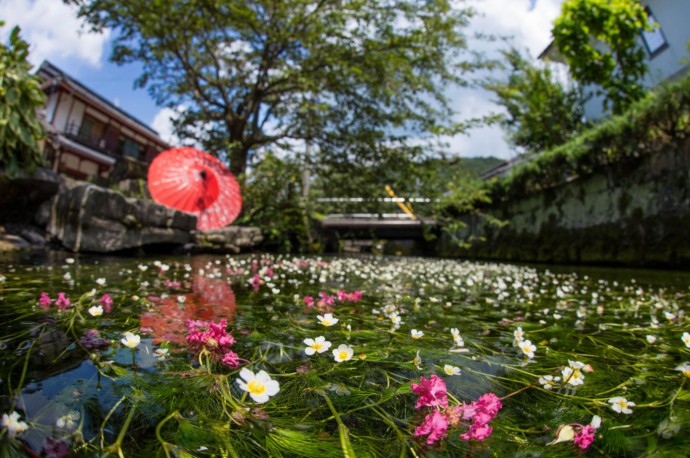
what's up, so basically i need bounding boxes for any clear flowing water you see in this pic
[1,253,690,457]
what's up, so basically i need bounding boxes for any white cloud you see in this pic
[151,107,181,146]
[0,0,110,67]
[448,0,565,159]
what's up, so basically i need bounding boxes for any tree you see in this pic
[552,0,651,115]
[0,21,46,176]
[486,48,586,153]
[68,0,486,177]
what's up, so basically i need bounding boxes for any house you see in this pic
[484,0,690,180]
[37,60,171,181]
[540,0,690,122]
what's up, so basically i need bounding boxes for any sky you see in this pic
[1,0,565,161]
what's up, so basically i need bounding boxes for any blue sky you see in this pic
[1,0,564,160]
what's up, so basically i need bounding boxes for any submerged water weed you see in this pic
[1,254,690,456]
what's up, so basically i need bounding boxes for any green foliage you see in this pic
[237,152,310,253]
[69,0,488,177]
[553,0,651,114]
[492,72,690,199]
[0,21,46,176]
[486,48,587,153]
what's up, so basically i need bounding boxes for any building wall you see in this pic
[440,138,690,267]
[583,0,690,120]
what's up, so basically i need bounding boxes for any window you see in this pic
[641,8,668,57]
[77,114,105,144]
[117,137,145,160]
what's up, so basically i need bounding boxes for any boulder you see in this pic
[0,167,60,224]
[48,183,196,253]
[196,226,263,253]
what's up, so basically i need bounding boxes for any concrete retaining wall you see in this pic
[440,138,690,267]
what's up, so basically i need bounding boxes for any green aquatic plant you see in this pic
[0,255,689,456]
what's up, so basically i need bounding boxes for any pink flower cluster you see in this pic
[456,393,502,441]
[302,290,362,310]
[574,425,595,450]
[39,292,72,312]
[164,279,181,289]
[99,294,113,313]
[411,375,502,445]
[185,319,239,368]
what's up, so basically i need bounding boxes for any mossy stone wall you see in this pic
[441,138,690,267]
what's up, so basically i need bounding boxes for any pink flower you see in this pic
[251,274,261,292]
[221,350,240,368]
[55,293,71,312]
[414,409,449,445]
[411,375,448,409]
[460,423,493,441]
[99,294,113,313]
[39,292,52,309]
[319,292,335,306]
[574,425,595,450]
[456,392,502,442]
[304,296,314,308]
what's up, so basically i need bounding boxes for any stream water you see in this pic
[1,252,689,457]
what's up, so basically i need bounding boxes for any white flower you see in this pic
[56,411,80,430]
[138,264,148,272]
[304,336,332,355]
[2,411,29,438]
[443,364,461,376]
[121,331,141,348]
[63,272,72,281]
[513,326,524,344]
[646,335,657,344]
[96,277,106,286]
[519,340,537,359]
[88,305,104,317]
[674,362,690,377]
[562,360,586,386]
[410,329,424,339]
[236,368,280,403]
[317,313,338,327]
[609,396,635,414]
[154,348,169,361]
[682,332,690,348]
[332,344,354,363]
[177,296,186,303]
[66,257,75,264]
[326,383,351,396]
[538,375,560,390]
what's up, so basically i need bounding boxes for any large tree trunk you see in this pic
[229,147,248,179]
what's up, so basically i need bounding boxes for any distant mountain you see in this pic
[422,156,504,181]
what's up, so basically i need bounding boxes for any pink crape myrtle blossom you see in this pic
[336,290,362,303]
[186,319,239,367]
[456,393,503,441]
[99,294,113,313]
[251,274,261,292]
[573,425,596,450]
[39,292,52,309]
[221,350,240,368]
[55,293,71,312]
[411,375,448,409]
[414,409,449,445]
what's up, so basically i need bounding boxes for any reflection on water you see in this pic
[140,275,236,345]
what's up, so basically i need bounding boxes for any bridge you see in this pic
[316,195,438,254]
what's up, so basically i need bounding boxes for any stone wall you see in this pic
[441,138,690,267]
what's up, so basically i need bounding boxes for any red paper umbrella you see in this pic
[148,147,242,231]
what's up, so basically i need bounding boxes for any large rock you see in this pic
[0,167,60,224]
[196,226,263,253]
[48,183,196,253]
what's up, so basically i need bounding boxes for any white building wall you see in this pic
[582,0,690,121]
